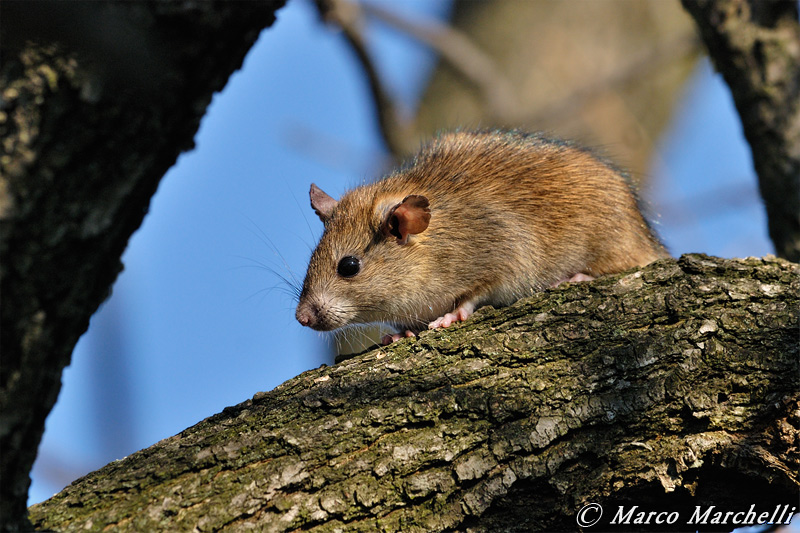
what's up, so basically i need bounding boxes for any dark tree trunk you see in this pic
[681,0,800,261]
[0,2,285,530]
[28,256,799,532]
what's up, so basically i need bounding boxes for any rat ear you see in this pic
[309,183,337,223]
[382,195,430,244]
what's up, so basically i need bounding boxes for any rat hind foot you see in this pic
[428,301,476,329]
[551,272,595,287]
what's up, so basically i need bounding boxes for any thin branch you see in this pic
[314,0,414,158]
[334,1,699,141]
[361,1,521,124]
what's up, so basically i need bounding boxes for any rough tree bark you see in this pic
[28,255,799,532]
[681,0,800,262]
[0,2,285,531]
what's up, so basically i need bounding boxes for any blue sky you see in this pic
[28,0,772,505]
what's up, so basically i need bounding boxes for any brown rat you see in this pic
[295,130,668,343]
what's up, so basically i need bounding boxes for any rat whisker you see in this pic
[234,255,303,302]
[241,216,304,291]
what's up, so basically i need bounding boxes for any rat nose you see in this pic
[296,302,318,328]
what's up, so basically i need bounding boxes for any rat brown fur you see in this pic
[296,130,668,341]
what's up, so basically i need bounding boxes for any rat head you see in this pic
[296,183,432,332]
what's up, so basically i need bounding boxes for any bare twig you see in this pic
[315,0,525,152]
[314,0,414,158]
[361,1,521,123]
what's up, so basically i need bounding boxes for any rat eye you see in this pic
[337,256,361,278]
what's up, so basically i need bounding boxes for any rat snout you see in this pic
[296,292,350,331]
[296,300,320,329]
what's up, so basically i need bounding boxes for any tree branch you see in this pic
[0,2,285,530]
[314,0,415,158]
[29,255,799,532]
[314,0,524,156]
[681,0,800,262]
[361,1,521,124]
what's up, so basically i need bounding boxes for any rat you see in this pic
[295,130,668,344]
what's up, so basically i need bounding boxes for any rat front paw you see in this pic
[428,301,476,329]
[381,330,416,345]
